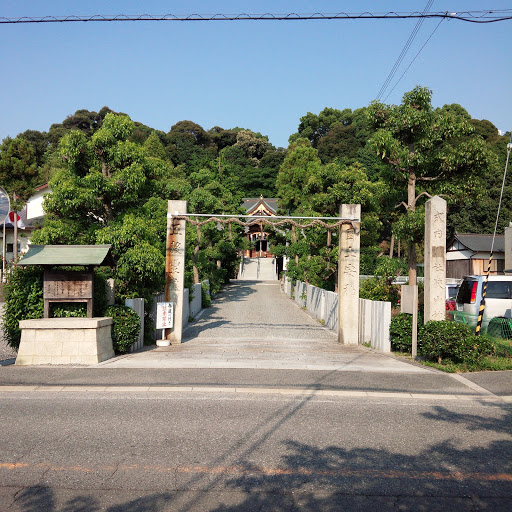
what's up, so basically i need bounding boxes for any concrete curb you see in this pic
[0,384,510,402]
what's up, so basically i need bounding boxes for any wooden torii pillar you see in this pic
[163,200,187,344]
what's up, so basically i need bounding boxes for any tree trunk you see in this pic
[192,226,201,284]
[389,233,394,258]
[407,171,417,286]
[292,226,299,265]
[408,241,417,285]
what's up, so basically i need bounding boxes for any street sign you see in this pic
[0,188,10,224]
[156,302,174,329]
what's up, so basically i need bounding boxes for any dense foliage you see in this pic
[2,266,44,350]
[389,313,416,353]
[390,315,496,364]
[104,305,141,353]
[1,86,509,316]
[419,321,495,364]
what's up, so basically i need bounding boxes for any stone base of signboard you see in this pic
[16,317,115,365]
[156,339,171,347]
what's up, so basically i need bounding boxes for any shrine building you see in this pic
[242,197,278,258]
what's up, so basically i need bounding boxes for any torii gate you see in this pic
[161,200,361,346]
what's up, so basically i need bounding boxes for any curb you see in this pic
[0,384,510,402]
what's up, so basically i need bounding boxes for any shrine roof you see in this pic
[18,244,114,267]
[243,197,278,215]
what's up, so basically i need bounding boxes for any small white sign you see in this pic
[156,302,174,329]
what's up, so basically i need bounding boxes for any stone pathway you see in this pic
[98,281,431,373]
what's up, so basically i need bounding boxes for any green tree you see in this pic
[276,139,323,212]
[0,137,39,208]
[32,113,184,302]
[367,86,495,284]
[276,140,382,289]
[291,107,351,147]
[166,120,216,168]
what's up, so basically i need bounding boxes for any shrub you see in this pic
[104,305,141,353]
[201,281,211,308]
[51,303,87,318]
[359,277,400,308]
[419,320,495,364]
[2,266,44,350]
[390,313,416,352]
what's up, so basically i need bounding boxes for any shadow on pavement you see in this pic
[3,370,511,511]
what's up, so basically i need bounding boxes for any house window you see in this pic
[6,243,20,253]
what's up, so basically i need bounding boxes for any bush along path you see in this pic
[389,314,512,372]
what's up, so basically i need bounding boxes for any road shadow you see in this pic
[7,400,511,511]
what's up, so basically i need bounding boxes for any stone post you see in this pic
[105,278,115,306]
[337,204,361,345]
[125,298,144,352]
[505,222,512,273]
[164,200,187,344]
[424,195,447,322]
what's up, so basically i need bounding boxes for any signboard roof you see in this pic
[18,244,113,267]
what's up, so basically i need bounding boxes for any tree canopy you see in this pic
[2,87,508,309]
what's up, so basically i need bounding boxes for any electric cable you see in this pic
[383,15,445,101]
[376,0,433,101]
[1,10,512,24]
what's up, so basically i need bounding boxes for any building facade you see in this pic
[242,197,278,258]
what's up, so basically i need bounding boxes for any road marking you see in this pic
[0,461,511,482]
[448,373,498,397]
[0,385,510,402]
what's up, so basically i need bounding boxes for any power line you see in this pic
[1,11,512,24]
[383,16,445,101]
[376,0,434,100]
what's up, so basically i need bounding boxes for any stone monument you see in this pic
[424,196,447,322]
[162,200,187,345]
[337,204,361,345]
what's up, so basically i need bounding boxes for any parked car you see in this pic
[455,275,512,329]
[445,282,460,311]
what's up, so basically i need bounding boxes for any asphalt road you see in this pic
[1,282,511,510]
[0,389,511,511]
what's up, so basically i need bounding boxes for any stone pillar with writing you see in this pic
[424,195,447,322]
[337,204,361,345]
[165,200,187,344]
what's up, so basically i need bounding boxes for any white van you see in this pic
[455,275,512,328]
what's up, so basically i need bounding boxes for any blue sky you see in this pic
[1,1,511,148]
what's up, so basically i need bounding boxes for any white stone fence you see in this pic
[282,277,391,352]
[149,280,210,342]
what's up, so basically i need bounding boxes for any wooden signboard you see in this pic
[43,270,94,318]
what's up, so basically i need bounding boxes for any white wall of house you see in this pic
[26,186,49,220]
[446,249,473,261]
[447,249,504,262]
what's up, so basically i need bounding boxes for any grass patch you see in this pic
[392,336,512,373]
